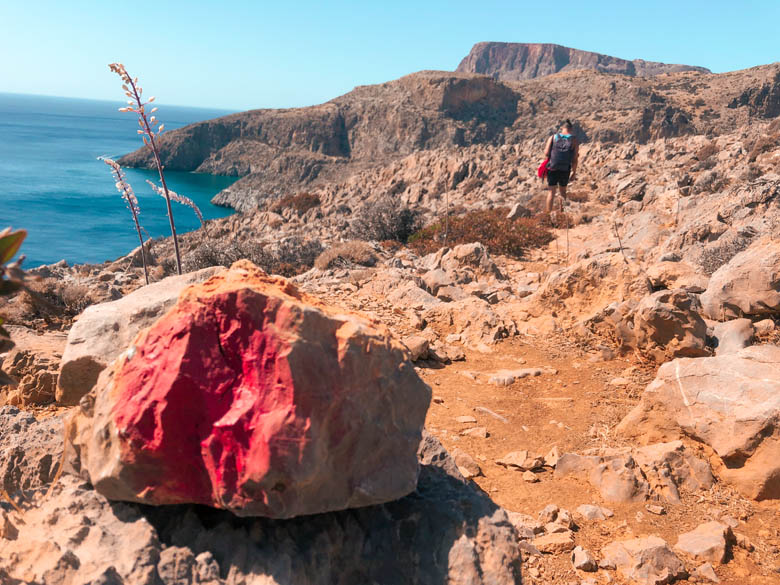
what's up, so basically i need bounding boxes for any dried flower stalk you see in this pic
[145,180,204,227]
[109,62,182,274]
[100,157,149,284]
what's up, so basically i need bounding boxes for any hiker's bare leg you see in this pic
[545,186,557,214]
[559,185,567,210]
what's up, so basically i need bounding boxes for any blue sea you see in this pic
[0,93,238,267]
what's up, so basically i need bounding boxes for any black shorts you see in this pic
[547,169,570,187]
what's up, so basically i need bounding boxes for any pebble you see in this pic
[609,377,630,386]
[455,415,477,424]
[571,546,597,572]
[432,396,445,404]
[461,426,489,438]
[645,504,666,515]
[523,470,540,483]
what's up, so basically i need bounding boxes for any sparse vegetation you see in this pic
[695,140,718,161]
[697,234,753,275]
[270,192,321,216]
[110,62,185,274]
[21,279,94,319]
[747,132,780,162]
[407,208,554,258]
[348,195,421,243]
[180,237,323,277]
[314,241,377,270]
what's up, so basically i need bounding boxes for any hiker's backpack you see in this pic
[548,133,574,171]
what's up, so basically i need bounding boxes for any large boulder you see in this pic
[618,345,780,500]
[0,435,522,585]
[633,289,709,361]
[700,239,780,320]
[57,267,224,405]
[68,261,431,518]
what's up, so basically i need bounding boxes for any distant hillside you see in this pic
[120,62,780,212]
[456,42,710,81]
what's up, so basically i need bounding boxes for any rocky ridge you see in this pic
[456,42,711,80]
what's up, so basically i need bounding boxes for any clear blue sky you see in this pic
[2,0,778,111]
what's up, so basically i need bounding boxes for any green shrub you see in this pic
[408,208,554,258]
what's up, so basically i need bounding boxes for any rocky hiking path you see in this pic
[421,337,780,585]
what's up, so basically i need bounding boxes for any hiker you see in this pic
[544,120,578,214]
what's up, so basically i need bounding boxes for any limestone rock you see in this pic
[602,536,688,585]
[57,267,223,405]
[700,239,780,320]
[618,345,780,499]
[576,504,614,521]
[711,318,754,356]
[0,435,524,585]
[533,531,575,554]
[675,521,732,564]
[0,406,63,496]
[571,546,597,571]
[69,262,431,518]
[633,289,709,361]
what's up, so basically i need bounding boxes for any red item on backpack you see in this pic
[537,158,549,179]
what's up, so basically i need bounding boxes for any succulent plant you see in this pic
[0,227,26,385]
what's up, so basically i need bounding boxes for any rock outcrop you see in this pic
[0,435,522,585]
[618,345,780,500]
[69,261,431,518]
[57,267,223,405]
[456,42,710,81]
[700,238,780,320]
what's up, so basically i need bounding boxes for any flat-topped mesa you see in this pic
[456,42,710,81]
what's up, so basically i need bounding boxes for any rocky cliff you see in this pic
[456,42,710,81]
[120,63,780,212]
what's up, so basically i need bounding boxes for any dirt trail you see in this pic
[420,335,780,585]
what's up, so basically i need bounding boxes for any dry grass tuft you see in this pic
[314,241,378,270]
[270,192,321,215]
[408,208,554,259]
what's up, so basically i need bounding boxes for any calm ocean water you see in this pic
[0,93,238,267]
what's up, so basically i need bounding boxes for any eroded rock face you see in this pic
[700,239,780,320]
[456,42,710,81]
[0,406,63,496]
[618,345,780,500]
[57,267,223,406]
[633,289,709,361]
[69,261,431,518]
[0,435,523,585]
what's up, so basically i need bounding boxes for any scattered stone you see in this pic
[754,318,776,335]
[734,532,754,552]
[646,504,666,515]
[692,562,720,583]
[474,406,509,423]
[402,335,430,361]
[571,546,597,572]
[609,377,630,386]
[68,262,431,518]
[576,504,614,521]
[455,415,478,424]
[461,426,488,438]
[533,531,575,554]
[538,504,560,524]
[522,470,539,483]
[602,536,687,585]
[675,521,732,564]
[496,451,543,471]
[544,446,560,468]
[432,396,445,404]
[451,448,482,479]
